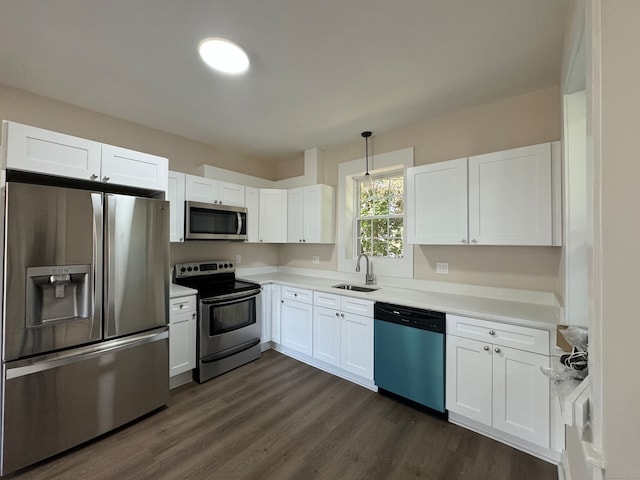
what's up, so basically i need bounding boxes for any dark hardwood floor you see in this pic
[7,350,557,480]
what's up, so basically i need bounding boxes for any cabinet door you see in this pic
[261,285,272,344]
[4,121,101,181]
[101,144,168,192]
[304,185,335,244]
[313,306,341,367]
[340,312,373,380]
[258,189,287,243]
[219,181,245,207]
[280,299,313,356]
[271,284,282,344]
[185,174,218,204]
[287,187,305,243]
[445,335,492,426]
[245,187,260,243]
[406,158,468,245]
[168,171,186,242]
[492,345,550,447]
[169,310,196,377]
[468,143,552,245]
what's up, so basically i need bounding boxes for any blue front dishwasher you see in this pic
[374,302,446,413]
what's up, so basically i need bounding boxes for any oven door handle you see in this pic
[201,288,261,305]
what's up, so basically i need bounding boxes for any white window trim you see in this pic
[337,147,414,279]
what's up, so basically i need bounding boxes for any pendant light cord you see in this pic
[361,131,372,176]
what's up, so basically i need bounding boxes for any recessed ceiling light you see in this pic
[198,38,249,74]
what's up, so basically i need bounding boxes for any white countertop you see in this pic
[170,283,198,298]
[239,272,561,331]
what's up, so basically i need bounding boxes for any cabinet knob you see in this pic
[103,175,110,182]
[335,312,339,317]
[483,346,489,351]
[299,239,302,243]
[179,237,183,241]
[461,239,467,244]
[294,293,297,297]
[303,239,306,242]
[260,239,263,242]
[494,347,501,353]
[281,300,284,304]
[192,313,196,319]
[489,330,495,336]
[179,304,183,309]
[90,174,98,180]
[340,313,344,318]
[471,239,478,244]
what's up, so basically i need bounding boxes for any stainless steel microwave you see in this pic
[185,201,247,240]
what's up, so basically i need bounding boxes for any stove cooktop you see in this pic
[173,260,260,299]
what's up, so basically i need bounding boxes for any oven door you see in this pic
[198,288,262,361]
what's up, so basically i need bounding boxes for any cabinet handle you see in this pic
[179,304,183,309]
[192,313,196,319]
[90,174,98,180]
[340,313,344,318]
[299,239,302,243]
[260,239,263,242]
[494,347,501,353]
[303,239,306,242]
[489,330,495,336]
[179,237,183,241]
[461,239,467,244]
[483,346,489,351]
[294,293,297,297]
[471,239,477,244]
[103,176,110,182]
[335,312,339,317]
[281,300,284,304]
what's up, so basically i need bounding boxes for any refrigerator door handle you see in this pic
[5,329,168,380]
[91,192,104,332]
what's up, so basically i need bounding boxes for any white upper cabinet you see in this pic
[406,158,468,245]
[184,174,245,207]
[2,121,168,192]
[406,142,561,246]
[245,186,260,243]
[468,143,553,246]
[287,184,335,244]
[167,171,186,242]
[258,189,288,243]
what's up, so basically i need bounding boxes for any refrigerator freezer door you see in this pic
[1,328,169,476]
[104,194,169,338]
[3,183,103,361]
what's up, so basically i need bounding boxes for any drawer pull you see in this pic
[489,330,495,336]
[483,346,489,351]
[494,347,501,353]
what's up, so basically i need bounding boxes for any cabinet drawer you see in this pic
[170,295,197,314]
[314,291,340,309]
[281,286,313,304]
[447,314,549,355]
[340,296,374,317]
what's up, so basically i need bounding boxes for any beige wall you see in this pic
[0,83,279,179]
[279,87,563,294]
[598,1,640,477]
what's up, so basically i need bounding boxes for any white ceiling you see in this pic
[0,0,568,161]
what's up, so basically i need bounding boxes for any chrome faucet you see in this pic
[355,254,375,285]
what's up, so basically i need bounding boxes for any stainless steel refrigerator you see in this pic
[0,181,170,475]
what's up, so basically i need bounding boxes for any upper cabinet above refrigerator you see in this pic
[1,121,169,194]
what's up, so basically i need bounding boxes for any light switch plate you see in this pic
[312,256,320,265]
[235,254,242,265]
[436,262,449,274]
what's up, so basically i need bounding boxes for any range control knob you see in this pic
[194,266,199,271]
[180,267,186,273]
[218,264,223,269]
[187,267,192,272]
[229,263,233,268]
[224,263,229,268]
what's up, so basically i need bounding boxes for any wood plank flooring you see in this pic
[6,350,557,480]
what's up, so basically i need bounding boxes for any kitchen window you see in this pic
[355,173,404,258]
[337,147,414,279]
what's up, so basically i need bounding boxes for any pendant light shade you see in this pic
[362,131,372,176]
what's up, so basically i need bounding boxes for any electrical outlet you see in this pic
[436,262,448,274]
[235,254,242,265]
[312,256,320,265]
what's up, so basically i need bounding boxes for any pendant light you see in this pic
[361,131,372,176]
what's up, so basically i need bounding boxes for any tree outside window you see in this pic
[355,174,404,258]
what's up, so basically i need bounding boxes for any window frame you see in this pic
[337,147,414,279]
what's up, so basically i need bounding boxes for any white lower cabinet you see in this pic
[271,284,282,344]
[169,295,197,377]
[280,287,313,356]
[260,284,272,345]
[446,315,550,449]
[313,306,341,367]
[340,311,373,380]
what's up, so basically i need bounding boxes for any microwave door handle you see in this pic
[237,212,243,235]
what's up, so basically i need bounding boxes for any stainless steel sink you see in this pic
[331,283,379,292]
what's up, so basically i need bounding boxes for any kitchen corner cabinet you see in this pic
[168,170,186,242]
[258,189,288,243]
[446,314,550,448]
[407,142,561,246]
[287,184,335,243]
[185,174,245,207]
[3,121,168,192]
[169,295,197,377]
